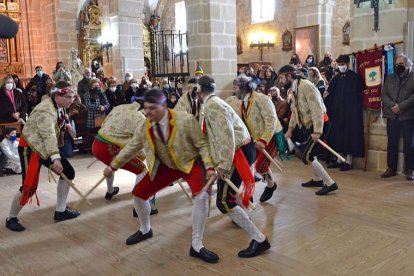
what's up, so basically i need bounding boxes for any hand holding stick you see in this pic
[262,149,283,172]
[317,139,346,163]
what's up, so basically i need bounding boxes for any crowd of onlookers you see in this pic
[0,61,184,176]
[1,52,413,180]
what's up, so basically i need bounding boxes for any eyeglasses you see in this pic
[63,95,76,100]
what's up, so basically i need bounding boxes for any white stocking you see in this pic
[56,179,70,212]
[229,206,265,242]
[192,191,208,252]
[133,196,151,234]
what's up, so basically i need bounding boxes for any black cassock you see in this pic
[326,70,365,157]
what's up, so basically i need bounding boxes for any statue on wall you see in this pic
[88,0,101,26]
[79,10,90,40]
[282,30,293,51]
[237,35,243,55]
[70,48,84,87]
[343,21,350,45]
[149,13,160,31]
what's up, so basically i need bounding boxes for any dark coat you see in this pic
[381,70,414,121]
[0,89,28,123]
[326,70,365,157]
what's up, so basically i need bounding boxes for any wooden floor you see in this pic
[1,156,414,276]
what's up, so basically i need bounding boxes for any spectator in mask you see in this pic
[77,68,91,103]
[104,80,124,112]
[0,75,28,123]
[304,54,317,68]
[25,66,51,104]
[125,78,139,104]
[52,61,72,83]
[0,127,22,174]
[122,72,133,93]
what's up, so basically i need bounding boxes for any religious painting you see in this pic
[294,25,319,65]
[343,21,350,45]
[0,38,8,63]
[282,30,292,51]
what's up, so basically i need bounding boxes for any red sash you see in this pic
[233,147,255,208]
[19,136,41,206]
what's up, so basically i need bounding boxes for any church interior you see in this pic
[1,0,414,275]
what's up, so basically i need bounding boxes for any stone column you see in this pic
[296,0,335,60]
[108,0,145,80]
[186,0,237,98]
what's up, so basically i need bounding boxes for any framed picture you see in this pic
[294,25,319,65]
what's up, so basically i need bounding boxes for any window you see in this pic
[175,1,186,32]
[251,0,275,24]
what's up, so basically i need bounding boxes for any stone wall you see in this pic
[236,0,299,69]
[331,0,350,58]
[350,0,408,172]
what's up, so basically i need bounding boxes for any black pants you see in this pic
[387,118,414,171]
[18,146,75,195]
[216,141,255,214]
[297,121,331,165]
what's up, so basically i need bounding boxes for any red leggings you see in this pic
[92,139,146,174]
[132,161,205,200]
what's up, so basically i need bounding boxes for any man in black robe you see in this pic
[325,54,365,171]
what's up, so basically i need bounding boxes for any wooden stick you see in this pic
[223,178,255,210]
[262,149,283,172]
[201,175,218,193]
[363,111,372,171]
[74,175,106,208]
[60,173,92,206]
[177,180,192,203]
[87,158,98,169]
[317,139,346,163]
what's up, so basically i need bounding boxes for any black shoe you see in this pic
[315,183,338,195]
[327,161,342,169]
[340,163,353,171]
[381,168,397,178]
[54,208,80,222]
[238,239,271,258]
[301,179,324,187]
[6,217,26,232]
[126,229,153,245]
[105,187,120,200]
[406,169,414,181]
[259,183,277,202]
[190,246,219,263]
[133,208,158,217]
[254,175,263,182]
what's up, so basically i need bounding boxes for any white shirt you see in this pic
[152,110,169,142]
[243,93,251,109]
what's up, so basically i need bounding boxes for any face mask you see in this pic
[91,77,96,80]
[338,65,347,73]
[9,135,17,142]
[92,87,99,92]
[131,83,138,89]
[109,87,116,92]
[125,77,132,82]
[5,83,13,90]
[37,70,43,77]
[272,96,278,101]
[307,58,313,64]
[324,57,331,63]
[395,64,406,74]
